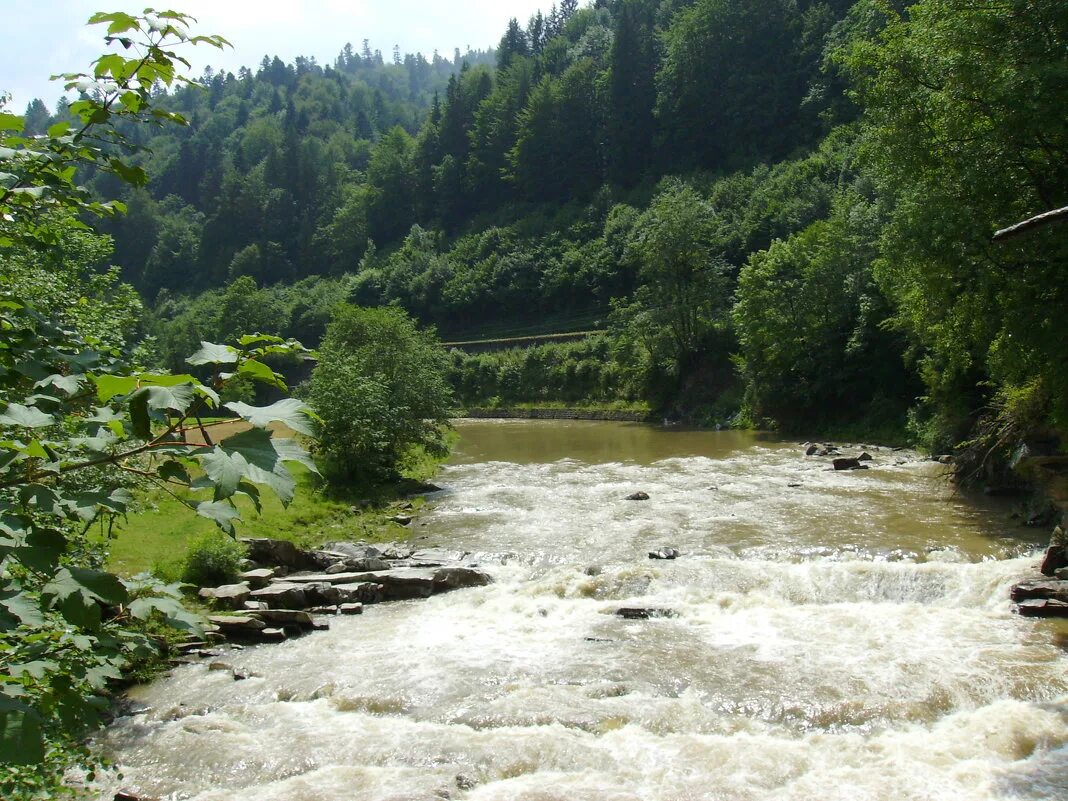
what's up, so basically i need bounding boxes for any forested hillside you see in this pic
[23,0,1068,462]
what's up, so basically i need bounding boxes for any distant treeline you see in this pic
[25,0,1067,460]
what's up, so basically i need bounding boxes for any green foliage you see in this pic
[449,336,634,407]
[0,12,318,795]
[308,306,452,483]
[733,190,913,428]
[842,0,1068,435]
[179,531,247,588]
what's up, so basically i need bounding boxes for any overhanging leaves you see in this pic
[224,398,317,436]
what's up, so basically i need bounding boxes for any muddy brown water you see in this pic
[96,420,1068,800]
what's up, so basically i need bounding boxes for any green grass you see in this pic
[105,444,450,578]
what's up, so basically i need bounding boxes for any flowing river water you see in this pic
[98,421,1068,800]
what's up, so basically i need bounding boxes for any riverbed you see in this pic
[97,420,1068,800]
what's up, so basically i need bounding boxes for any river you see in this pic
[97,420,1068,800]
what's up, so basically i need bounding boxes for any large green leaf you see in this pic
[33,374,83,396]
[236,358,287,391]
[187,341,239,366]
[203,428,301,505]
[93,374,138,403]
[224,398,317,436]
[0,698,44,766]
[195,500,241,533]
[42,567,129,629]
[0,403,54,428]
[0,590,45,630]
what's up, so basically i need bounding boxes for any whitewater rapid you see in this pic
[96,421,1068,800]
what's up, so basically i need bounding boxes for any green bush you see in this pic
[308,305,454,484]
[180,532,248,588]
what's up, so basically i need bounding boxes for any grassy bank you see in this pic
[106,436,452,578]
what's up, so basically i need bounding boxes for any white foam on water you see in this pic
[94,425,1068,800]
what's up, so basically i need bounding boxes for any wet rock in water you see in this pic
[1016,598,1068,618]
[310,620,331,632]
[828,457,862,469]
[302,581,344,606]
[309,605,340,615]
[788,482,803,488]
[858,452,873,462]
[207,617,267,641]
[114,791,156,801]
[433,566,493,591]
[251,608,315,629]
[198,584,250,609]
[334,582,384,604]
[626,491,650,501]
[207,661,233,672]
[339,603,364,615]
[616,607,679,620]
[391,514,414,526]
[648,548,681,560]
[1010,580,1068,603]
[584,565,603,577]
[455,775,477,791]
[260,627,287,642]
[248,583,308,610]
[239,568,276,589]
[410,548,469,564]
[1040,529,1067,576]
[232,668,260,681]
[935,454,954,465]
[1055,567,1068,580]
[804,443,819,456]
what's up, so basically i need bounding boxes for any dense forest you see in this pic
[19,0,1068,460]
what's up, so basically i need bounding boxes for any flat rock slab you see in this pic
[410,548,469,563]
[199,584,251,609]
[208,615,266,631]
[1011,580,1068,603]
[248,584,308,610]
[321,542,384,560]
[250,609,315,628]
[239,569,276,589]
[282,567,491,601]
[1016,599,1068,618]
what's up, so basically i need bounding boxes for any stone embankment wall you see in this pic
[458,408,650,422]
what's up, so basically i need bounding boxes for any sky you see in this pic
[1,0,552,112]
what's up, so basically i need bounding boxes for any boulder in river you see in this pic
[833,458,870,471]
[804,443,819,456]
[1016,598,1068,618]
[649,548,681,560]
[626,491,650,501]
[1040,528,1067,576]
[433,566,493,591]
[616,607,679,620]
[207,615,267,635]
[1010,580,1068,603]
